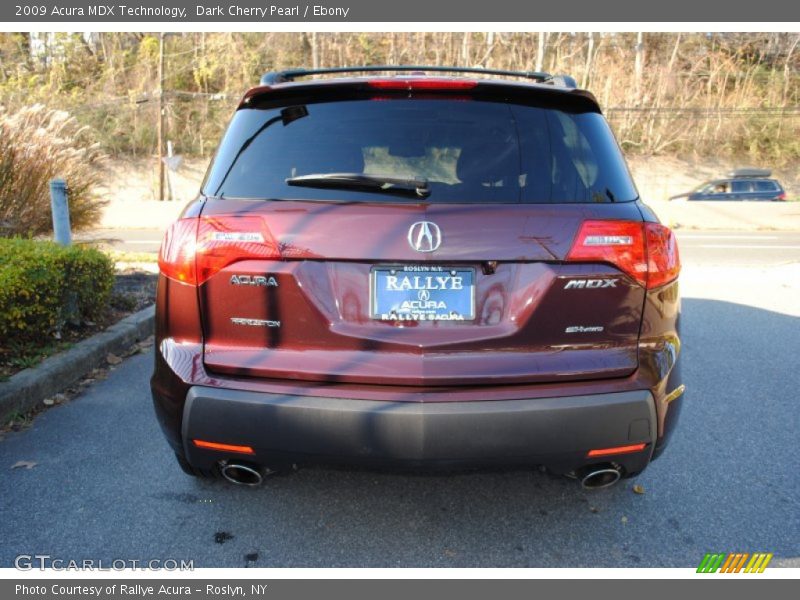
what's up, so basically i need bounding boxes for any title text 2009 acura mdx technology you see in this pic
[152,66,683,489]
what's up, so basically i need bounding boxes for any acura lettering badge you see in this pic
[408,221,442,253]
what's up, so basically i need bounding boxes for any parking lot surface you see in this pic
[1,237,798,568]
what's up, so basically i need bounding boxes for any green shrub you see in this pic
[0,239,114,348]
[0,104,106,238]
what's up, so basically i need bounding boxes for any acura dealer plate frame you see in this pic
[370,265,476,321]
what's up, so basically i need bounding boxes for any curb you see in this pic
[0,305,155,424]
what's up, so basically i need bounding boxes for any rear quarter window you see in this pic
[754,180,780,192]
[203,98,638,204]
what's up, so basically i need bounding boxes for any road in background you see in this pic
[2,227,798,568]
[79,228,800,266]
[676,231,800,266]
[77,228,165,254]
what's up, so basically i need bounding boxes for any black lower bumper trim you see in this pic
[182,387,656,471]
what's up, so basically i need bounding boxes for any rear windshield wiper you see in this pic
[286,173,431,198]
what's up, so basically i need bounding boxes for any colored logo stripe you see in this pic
[697,553,726,573]
[697,553,773,573]
[745,553,773,573]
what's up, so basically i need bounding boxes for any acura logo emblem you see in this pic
[408,221,442,253]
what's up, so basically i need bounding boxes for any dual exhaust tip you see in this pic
[578,464,623,489]
[220,462,267,486]
[218,460,623,490]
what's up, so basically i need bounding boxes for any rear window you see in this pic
[203,99,638,203]
[754,180,779,192]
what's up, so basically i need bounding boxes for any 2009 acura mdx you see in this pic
[151,66,683,489]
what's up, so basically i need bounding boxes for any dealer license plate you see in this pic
[370,265,475,321]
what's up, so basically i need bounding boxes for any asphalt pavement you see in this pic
[1,233,798,568]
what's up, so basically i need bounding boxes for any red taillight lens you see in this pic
[368,78,478,91]
[567,220,648,287]
[644,222,680,289]
[776,192,786,201]
[195,215,280,285]
[158,218,198,285]
[566,220,680,289]
[158,215,281,286]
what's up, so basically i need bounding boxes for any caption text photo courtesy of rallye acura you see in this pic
[151,66,683,490]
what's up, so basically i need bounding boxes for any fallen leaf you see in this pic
[633,484,645,495]
[106,353,122,365]
[138,336,154,348]
[42,398,55,406]
[11,460,37,470]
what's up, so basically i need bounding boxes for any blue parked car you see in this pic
[671,169,786,201]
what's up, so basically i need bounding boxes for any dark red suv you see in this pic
[152,66,683,489]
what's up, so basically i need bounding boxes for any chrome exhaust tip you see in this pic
[579,465,623,490]
[220,462,264,487]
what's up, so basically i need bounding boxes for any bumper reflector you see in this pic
[586,443,647,458]
[193,439,255,455]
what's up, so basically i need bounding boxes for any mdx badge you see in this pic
[408,221,442,253]
[230,274,278,287]
[564,278,618,289]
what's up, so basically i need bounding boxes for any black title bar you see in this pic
[3,0,799,22]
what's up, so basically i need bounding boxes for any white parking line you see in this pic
[695,244,800,249]
[677,235,778,240]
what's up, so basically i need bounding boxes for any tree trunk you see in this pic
[635,32,645,103]
[536,32,546,72]
[581,33,594,89]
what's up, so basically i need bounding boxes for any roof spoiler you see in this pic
[259,65,578,88]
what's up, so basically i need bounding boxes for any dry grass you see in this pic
[0,104,107,237]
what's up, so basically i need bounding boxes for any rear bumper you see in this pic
[181,386,657,473]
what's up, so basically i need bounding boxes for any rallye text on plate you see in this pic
[371,265,475,321]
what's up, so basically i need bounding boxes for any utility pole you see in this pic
[157,32,166,201]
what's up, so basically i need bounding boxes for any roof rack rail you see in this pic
[259,65,575,86]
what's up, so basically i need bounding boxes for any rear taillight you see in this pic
[567,220,680,289]
[776,192,786,201]
[158,216,280,286]
[567,220,647,287]
[195,215,280,285]
[368,78,477,91]
[644,222,680,289]
[158,218,198,285]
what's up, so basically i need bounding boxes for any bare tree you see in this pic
[536,32,546,72]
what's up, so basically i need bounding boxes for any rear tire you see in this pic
[174,451,217,479]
